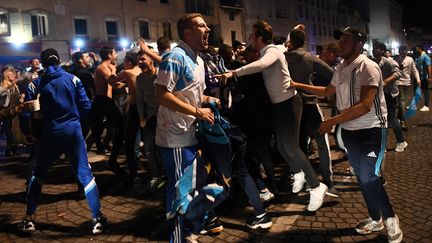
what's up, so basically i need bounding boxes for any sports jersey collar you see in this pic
[177,40,199,63]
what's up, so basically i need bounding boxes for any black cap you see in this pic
[333,27,367,44]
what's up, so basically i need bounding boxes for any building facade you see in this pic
[243,0,369,54]
[369,0,405,55]
[0,0,244,67]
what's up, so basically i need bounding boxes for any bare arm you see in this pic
[154,84,215,125]
[138,38,162,64]
[318,85,378,134]
[291,81,336,97]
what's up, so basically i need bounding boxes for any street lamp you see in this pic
[74,38,85,51]
[120,38,129,50]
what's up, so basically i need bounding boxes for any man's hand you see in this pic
[89,52,98,62]
[206,96,221,107]
[138,38,152,54]
[318,119,334,135]
[212,72,234,86]
[196,107,215,125]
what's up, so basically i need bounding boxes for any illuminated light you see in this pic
[428,50,432,54]
[120,38,129,50]
[11,31,30,49]
[391,41,399,49]
[74,38,85,49]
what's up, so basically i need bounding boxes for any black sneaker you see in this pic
[105,161,125,175]
[246,214,273,229]
[200,216,223,235]
[17,219,36,233]
[92,216,106,234]
[325,186,340,198]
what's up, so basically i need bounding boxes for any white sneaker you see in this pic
[307,182,327,211]
[395,141,408,152]
[385,216,403,243]
[185,233,198,243]
[259,189,275,202]
[291,171,306,193]
[355,217,384,234]
[420,106,430,112]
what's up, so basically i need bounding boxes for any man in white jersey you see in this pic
[292,27,402,243]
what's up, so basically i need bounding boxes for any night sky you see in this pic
[394,0,432,31]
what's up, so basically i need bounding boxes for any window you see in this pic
[0,11,9,36]
[106,20,118,41]
[160,0,169,3]
[276,0,290,18]
[31,14,47,36]
[139,20,150,39]
[162,21,171,39]
[74,18,87,36]
[185,0,213,16]
[229,10,235,21]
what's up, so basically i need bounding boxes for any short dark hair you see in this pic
[99,46,115,61]
[324,42,339,54]
[177,13,202,40]
[252,20,273,44]
[72,51,86,65]
[124,51,138,66]
[218,44,233,61]
[232,40,245,50]
[157,37,171,52]
[41,48,61,68]
[373,42,387,54]
[416,44,425,51]
[289,29,306,49]
[399,45,408,52]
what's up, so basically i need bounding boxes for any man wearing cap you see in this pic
[292,27,403,243]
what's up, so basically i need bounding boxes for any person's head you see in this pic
[177,13,210,53]
[250,20,273,51]
[157,37,171,55]
[415,44,425,55]
[218,44,234,63]
[321,42,339,66]
[29,58,40,72]
[40,48,61,68]
[72,51,91,68]
[372,41,387,58]
[1,65,16,82]
[384,50,392,58]
[240,45,259,64]
[399,45,408,57]
[289,29,306,49]
[333,27,367,60]
[137,51,155,72]
[232,40,246,53]
[124,51,139,69]
[99,45,117,64]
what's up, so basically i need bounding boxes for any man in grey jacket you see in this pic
[285,28,339,197]
[372,42,406,152]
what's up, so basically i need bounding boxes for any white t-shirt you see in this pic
[331,54,387,130]
[235,44,296,104]
[154,41,205,148]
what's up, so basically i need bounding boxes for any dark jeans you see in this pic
[385,93,405,143]
[124,104,140,177]
[87,96,113,151]
[342,127,395,220]
[415,79,430,107]
[246,134,275,192]
[140,116,163,178]
[271,94,319,188]
[299,103,333,187]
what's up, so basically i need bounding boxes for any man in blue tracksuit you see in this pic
[17,48,105,235]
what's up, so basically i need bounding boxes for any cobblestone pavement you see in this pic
[1,105,432,242]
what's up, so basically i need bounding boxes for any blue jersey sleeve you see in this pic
[73,76,92,117]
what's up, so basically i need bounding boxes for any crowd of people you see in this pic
[1,13,431,243]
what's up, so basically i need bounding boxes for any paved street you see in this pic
[1,105,432,243]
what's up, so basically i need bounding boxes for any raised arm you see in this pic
[138,38,162,65]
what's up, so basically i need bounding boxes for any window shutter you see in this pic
[22,13,32,36]
[48,14,56,36]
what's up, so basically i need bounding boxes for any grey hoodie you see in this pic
[285,48,334,104]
